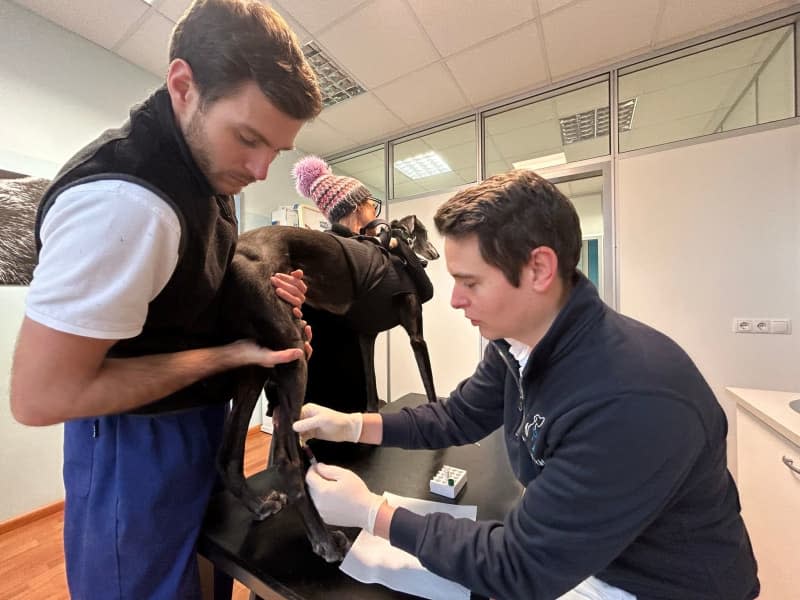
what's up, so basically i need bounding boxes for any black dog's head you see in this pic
[391,215,440,261]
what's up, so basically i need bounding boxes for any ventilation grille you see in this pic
[303,41,365,107]
[559,98,637,145]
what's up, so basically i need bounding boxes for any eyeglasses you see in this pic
[367,197,382,217]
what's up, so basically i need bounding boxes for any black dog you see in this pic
[215,219,440,562]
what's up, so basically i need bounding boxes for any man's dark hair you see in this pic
[434,170,582,286]
[170,0,322,120]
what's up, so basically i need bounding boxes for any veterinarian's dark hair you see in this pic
[434,170,582,287]
[170,0,322,120]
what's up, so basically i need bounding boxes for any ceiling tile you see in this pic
[373,64,469,127]
[274,0,367,35]
[317,0,439,88]
[446,22,548,106]
[116,11,174,77]
[14,0,149,49]
[657,0,797,44]
[295,117,357,157]
[407,0,535,56]
[318,93,406,147]
[273,7,313,45]
[155,0,191,22]
[537,0,579,15]
[156,1,313,44]
[543,0,662,79]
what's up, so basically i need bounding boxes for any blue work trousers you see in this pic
[63,404,227,599]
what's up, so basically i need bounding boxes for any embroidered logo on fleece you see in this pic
[524,414,546,467]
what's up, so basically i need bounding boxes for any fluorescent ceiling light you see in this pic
[559,98,637,145]
[302,41,365,107]
[394,151,452,180]
[513,152,567,171]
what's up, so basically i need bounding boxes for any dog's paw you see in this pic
[312,529,350,563]
[252,490,288,521]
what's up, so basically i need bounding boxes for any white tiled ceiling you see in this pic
[373,63,469,126]
[542,0,664,79]
[446,21,549,106]
[406,0,536,56]
[116,10,174,77]
[10,0,800,157]
[155,0,192,22]
[316,0,439,89]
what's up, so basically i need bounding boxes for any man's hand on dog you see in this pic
[271,269,307,316]
[270,269,313,358]
[227,340,304,367]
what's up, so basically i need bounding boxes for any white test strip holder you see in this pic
[429,465,467,498]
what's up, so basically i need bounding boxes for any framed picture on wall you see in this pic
[0,171,48,286]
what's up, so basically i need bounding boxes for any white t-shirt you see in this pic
[26,179,181,339]
[505,337,532,376]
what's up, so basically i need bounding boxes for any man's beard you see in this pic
[184,108,215,189]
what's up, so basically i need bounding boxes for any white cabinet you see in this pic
[736,406,800,600]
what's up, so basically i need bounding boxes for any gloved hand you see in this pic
[292,403,363,443]
[305,463,385,534]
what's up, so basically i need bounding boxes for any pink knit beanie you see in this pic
[292,155,373,223]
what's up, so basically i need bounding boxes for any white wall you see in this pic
[617,124,800,474]
[242,149,308,230]
[0,1,161,521]
[0,1,160,177]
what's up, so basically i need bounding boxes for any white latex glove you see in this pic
[305,463,385,534]
[292,403,363,443]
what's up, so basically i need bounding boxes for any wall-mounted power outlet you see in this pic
[733,318,792,334]
[753,319,770,334]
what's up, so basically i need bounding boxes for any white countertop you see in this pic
[727,387,800,448]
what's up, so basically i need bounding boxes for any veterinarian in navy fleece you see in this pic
[10,2,321,599]
[296,170,758,600]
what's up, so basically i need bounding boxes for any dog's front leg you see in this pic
[396,294,438,403]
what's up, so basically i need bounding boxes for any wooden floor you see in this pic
[0,429,278,600]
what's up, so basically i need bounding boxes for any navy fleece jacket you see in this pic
[381,274,758,600]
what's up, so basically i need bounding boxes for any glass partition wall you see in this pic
[390,118,477,198]
[619,25,795,152]
[329,145,386,201]
[324,13,798,301]
[483,78,611,177]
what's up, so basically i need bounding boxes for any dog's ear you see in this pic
[408,217,440,261]
[398,214,415,233]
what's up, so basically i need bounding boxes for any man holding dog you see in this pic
[10,1,320,597]
[294,170,759,599]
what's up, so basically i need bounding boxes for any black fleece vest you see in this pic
[35,87,238,413]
